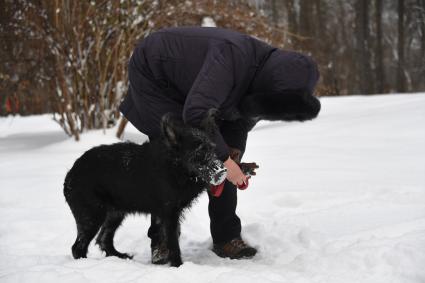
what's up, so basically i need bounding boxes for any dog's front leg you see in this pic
[164,210,183,267]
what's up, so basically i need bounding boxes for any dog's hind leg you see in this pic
[67,191,106,259]
[71,208,105,259]
[65,176,106,259]
[96,211,132,259]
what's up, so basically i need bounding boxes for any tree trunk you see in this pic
[116,117,128,139]
[421,0,425,61]
[314,0,324,37]
[375,0,384,93]
[286,0,298,35]
[397,0,406,92]
[299,0,313,38]
[271,0,278,25]
[420,0,425,88]
[355,0,373,94]
[314,0,325,51]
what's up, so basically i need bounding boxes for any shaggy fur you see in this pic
[63,113,225,267]
[239,89,321,121]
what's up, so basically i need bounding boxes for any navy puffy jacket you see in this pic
[119,27,319,160]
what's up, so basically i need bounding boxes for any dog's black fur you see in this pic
[64,113,224,267]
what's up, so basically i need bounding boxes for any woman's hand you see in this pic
[223,157,247,186]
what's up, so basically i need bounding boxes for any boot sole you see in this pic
[212,247,257,259]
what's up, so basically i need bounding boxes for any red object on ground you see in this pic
[5,97,12,113]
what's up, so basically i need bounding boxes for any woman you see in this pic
[120,27,320,264]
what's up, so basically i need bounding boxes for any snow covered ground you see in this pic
[0,93,424,283]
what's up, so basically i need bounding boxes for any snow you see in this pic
[201,16,216,27]
[1,93,425,283]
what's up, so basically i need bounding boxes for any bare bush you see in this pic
[10,0,279,140]
[18,0,157,140]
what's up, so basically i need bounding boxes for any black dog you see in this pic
[63,113,227,267]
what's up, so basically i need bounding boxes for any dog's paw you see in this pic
[117,253,133,260]
[169,257,183,267]
[105,250,133,260]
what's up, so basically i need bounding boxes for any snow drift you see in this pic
[0,94,424,283]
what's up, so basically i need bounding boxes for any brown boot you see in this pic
[212,237,257,259]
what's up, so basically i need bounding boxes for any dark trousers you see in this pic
[207,180,242,243]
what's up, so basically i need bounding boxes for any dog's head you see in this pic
[160,110,227,185]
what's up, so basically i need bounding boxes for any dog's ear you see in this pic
[161,113,181,147]
[200,109,219,138]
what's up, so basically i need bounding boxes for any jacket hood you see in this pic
[240,49,321,121]
[248,49,320,94]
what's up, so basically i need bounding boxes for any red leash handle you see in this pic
[210,176,250,197]
[237,176,250,190]
[210,182,225,197]
[210,162,257,197]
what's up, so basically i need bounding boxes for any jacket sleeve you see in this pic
[183,43,235,161]
[220,117,259,153]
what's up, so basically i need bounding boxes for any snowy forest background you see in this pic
[1,0,425,139]
[1,2,424,281]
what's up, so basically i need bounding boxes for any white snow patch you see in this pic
[0,94,424,282]
[201,16,216,27]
